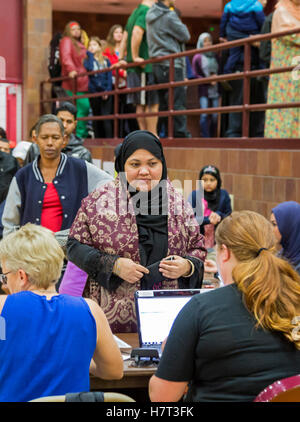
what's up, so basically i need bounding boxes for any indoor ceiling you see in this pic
[52,0,223,18]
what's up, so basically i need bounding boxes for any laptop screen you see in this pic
[135,289,202,346]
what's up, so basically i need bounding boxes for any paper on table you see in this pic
[113,334,132,351]
[122,353,131,361]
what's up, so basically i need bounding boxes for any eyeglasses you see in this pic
[0,271,12,285]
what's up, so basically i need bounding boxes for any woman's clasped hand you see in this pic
[159,256,192,280]
[113,257,149,284]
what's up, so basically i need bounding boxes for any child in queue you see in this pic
[188,165,232,251]
[84,36,113,138]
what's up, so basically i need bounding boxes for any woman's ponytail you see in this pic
[215,211,300,349]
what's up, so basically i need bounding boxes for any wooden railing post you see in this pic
[71,76,77,107]
[242,42,251,138]
[114,70,119,139]
[40,81,44,115]
[39,27,300,145]
[168,57,174,139]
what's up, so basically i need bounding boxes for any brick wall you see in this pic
[87,144,300,219]
[164,148,300,217]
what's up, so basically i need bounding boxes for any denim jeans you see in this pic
[199,96,219,138]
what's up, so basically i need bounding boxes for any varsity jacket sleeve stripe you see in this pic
[2,177,21,237]
[86,162,113,194]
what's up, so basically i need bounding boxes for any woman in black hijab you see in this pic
[115,130,168,270]
[64,130,206,333]
[114,130,206,290]
[188,165,232,247]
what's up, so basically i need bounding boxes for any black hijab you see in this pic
[199,165,222,212]
[115,130,168,267]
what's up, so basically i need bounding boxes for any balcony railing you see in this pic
[40,27,300,149]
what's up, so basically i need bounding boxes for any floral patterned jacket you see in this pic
[67,177,206,333]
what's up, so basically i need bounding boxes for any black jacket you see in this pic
[259,13,274,68]
[63,134,93,163]
[24,134,93,166]
[0,151,19,203]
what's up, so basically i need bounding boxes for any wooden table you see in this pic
[90,287,218,392]
[90,333,157,391]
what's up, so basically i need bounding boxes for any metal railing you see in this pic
[40,27,300,149]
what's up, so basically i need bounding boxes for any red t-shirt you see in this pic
[103,47,126,80]
[40,183,63,232]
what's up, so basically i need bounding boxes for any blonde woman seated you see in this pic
[0,224,123,402]
[149,211,300,402]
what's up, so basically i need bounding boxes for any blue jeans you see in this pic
[199,96,219,138]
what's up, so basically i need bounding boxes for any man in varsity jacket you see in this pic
[2,114,112,237]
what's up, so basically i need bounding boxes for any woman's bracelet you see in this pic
[112,258,121,276]
[183,259,195,278]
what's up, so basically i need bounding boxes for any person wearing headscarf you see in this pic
[264,0,300,138]
[12,141,32,167]
[271,201,300,274]
[62,130,206,333]
[188,165,232,250]
[192,33,220,138]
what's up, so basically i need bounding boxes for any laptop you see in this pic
[134,289,207,359]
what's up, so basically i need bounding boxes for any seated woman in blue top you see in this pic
[0,224,123,402]
[271,201,300,275]
[84,36,113,139]
[188,165,232,251]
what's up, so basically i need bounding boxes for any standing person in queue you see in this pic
[1,114,112,238]
[63,130,206,333]
[192,33,220,138]
[0,147,19,241]
[264,0,300,138]
[24,102,93,165]
[0,137,11,155]
[146,0,191,138]
[84,36,113,139]
[59,21,90,139]
[149,211,300,402]
[104,25,139,137]
[118,0,159,135]
[0,224,123,402]
[271,201,300,274]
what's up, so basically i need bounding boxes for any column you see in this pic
[23,0,52,139]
